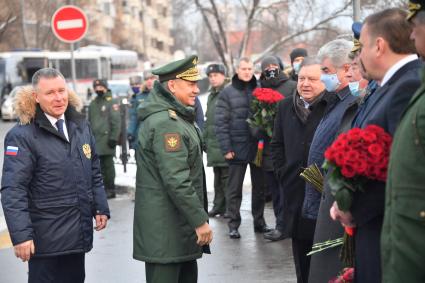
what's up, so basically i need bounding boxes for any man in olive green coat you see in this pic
[88,79,121,199]
[381,2,425,282]
[133,55,213,283]
[204,63,229,217]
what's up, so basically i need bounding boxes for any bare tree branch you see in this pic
[194,0,230,69]
[238,0,260,57]
[254,0,353,62]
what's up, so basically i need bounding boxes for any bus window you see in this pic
[17,58,47,83]
[76,59,98,80]
[100,57,110,79]
[58,59,72,79]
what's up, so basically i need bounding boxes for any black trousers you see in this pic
[292,238,313,283]
[145,260,198,283]
[211,166,229,213]
[227,163,266,230]
[28,253,85,283]
[264,170,283,230]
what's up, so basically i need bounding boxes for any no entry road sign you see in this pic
[51,5,88,43]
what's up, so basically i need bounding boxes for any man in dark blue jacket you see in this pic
[1,68,110,283]
[215,57,271,239]
[330,9,421,283]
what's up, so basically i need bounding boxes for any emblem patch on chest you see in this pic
[164,133,181,152]
[82,144,92,159]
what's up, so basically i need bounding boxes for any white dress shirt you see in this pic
[44,113,69,141]
[380,54,418,87]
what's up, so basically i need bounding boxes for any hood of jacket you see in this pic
[138,81,195,123]
[14,86,83,125]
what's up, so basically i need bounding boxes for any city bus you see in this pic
[0,47,140,104]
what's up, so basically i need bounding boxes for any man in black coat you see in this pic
[270,58,328,283]
[215,57,271,239]
[330,9,422,283]
[258,55,296,241]
[1,68,110,283]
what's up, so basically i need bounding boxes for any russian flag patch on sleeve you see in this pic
[5,146,19,156]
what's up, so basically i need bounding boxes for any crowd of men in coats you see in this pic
[204,3,425,283]
[2,1,425,283]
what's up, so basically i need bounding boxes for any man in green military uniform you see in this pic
[133,55,213,283]
[88,79,121,199]
[381,2,425,282]
[204,63,229,217]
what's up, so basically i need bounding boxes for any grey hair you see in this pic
[236,57,252,68]
[299,56,321,69]
[32,68,65,89]
[317,39,354,68]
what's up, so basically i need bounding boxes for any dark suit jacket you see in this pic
[351,58,422,283]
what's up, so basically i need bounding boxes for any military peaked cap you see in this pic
[407,0,425,21]
[152,55,201,82]
[351,22,363,53]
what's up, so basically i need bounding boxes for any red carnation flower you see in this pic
[360,131,377,143]
[341,165,356,178]
[367,144,384,157]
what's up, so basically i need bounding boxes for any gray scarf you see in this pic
[293,92,325,123]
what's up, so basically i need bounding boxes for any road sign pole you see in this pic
[51,5,88,94]
[70,42,77,93]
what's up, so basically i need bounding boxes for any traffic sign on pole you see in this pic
[51,5,88,43]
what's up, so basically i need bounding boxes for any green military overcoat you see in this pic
[203,85,228,167]
[133,81,209,263]
[88,91,121,156]
[381,68,425,283]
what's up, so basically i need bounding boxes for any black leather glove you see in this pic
[127,134,135,143]
[107,139,117,148]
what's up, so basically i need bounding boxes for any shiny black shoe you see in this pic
[229,229,241,239]
[254,225,273,233]
[263,229,286,241]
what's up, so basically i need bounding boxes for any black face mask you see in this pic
[264,68,280,80]
[95,90,105,96]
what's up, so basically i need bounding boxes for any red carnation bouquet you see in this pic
[323,125,392,212]
[323,125,392,267]
[247,88,284,166]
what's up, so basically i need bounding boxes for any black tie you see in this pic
[56,119,65,136]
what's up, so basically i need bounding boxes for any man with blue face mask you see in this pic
[127,73,156,149]
[306,28,372,283]
[289,48,308,82]
[347,22,371,98]
[301,40,357,281]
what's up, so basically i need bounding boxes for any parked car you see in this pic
[1,86,21,121]
[108,80,131,98]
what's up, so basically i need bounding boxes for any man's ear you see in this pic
[375,37,386,57]
[32,90,39,103]
[167,80,175,93]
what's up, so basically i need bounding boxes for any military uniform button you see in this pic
[415,139,420,145]
[420,211,425,218]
